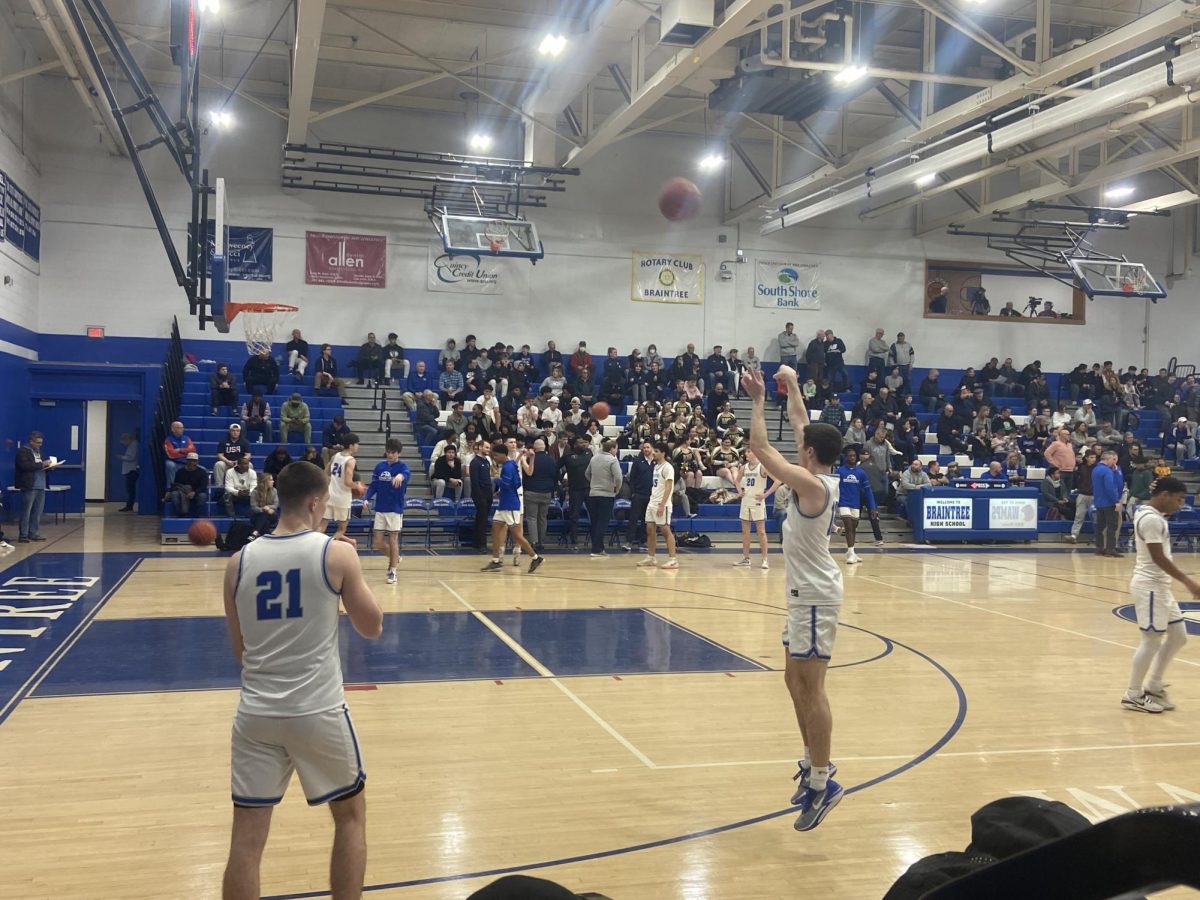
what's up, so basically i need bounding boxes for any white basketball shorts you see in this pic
[324,504,350,523]
[496,509,522,527]
[837,506,861,520]
[782,603,840,661]
[740,499,765,522]
[648,502,672,526]
[1130,580,1184,632]
[373,512,403,533]
[231,704,365,807]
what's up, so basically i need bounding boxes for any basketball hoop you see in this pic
[223,302,299,355]
[484,222,508,254]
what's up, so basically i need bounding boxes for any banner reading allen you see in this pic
[305,230,387,288]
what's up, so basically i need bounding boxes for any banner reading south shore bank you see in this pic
[754,259,820,309]
[632,251,704,304]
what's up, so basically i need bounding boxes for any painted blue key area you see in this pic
[0,552,143,724]
[32,608,763,697]
[486,609,767,675]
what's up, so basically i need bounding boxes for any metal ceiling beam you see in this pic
[732,0,1200,222]
[760,57,1002,87]
[328,0,586,34]
[287,0,328,143]
[740,112,832,164]
[909,0,1037,76]
[564,0,776,168]
[309,45,524,123]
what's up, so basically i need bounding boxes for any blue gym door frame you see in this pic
[27,363,163,515]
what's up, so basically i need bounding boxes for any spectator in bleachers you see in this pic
[486,354,511,398]
[956,367,979,395]
[823,331,848,391]
[561,435,593,546]
[279,393,311,444]
[1036,301,1059,318]
[1024,372,1049,408]
[742,345,762,377]
[1073,398,1097,431]
[1002,451,1027,484]
[937,404,968,455]
[263,446,292,480]
[804,330,826,384]
[1169,418,1196,463]
[992,406,1018,439]
[500,386,525,430]
[1127,453,1154,507]
[681,343,701,385]
[1040,466,1074,519]
[415,391,442,447]
[517,397,541,440]
[844,417,867,451]
[1069,420,1091,452]
[1069,448,1099,544]
[540,396,562,434]
[521,437,558,554]
[321,415,349,468]
[645,359,669,402]
[243,349,279,396]
[1020,359,1043,386]
[1050,402,1072,430]
[463,357,488,398]
[249,473,278,536]
[897,392,918,423]
[214,423,250,487]
[438,338,460,371]
[706,382,730,423]
[996,357,1019,388]
[509,360,531,398]
[585,419,603,454]
[892,419,919,463]
[477,385,500,430]
[968,429,991,466]
[851,392,873,427]
[569,341,592,375]
[162,420,196,485]
[883,366,904,395]
[428,431,455,472]
[860,367,883,399]
[888,332,915,392]
[703,346,732,393]
[300,446,319,465]
[312,343,347,405]
[918,369,944,412]
[354,333,384,386]
[438,360,465,409]
[819,395,846,432]
[210,363,238,416]
[431,445,464,501]
[1096,420,1122,450]
[514,344,536,377]
[926,460,948,486]
[1066,363,1087,401]
[170,452,207,516]
[285,329,309,381]
[1043,428,1077,490]
[866,328,888,379]
[641,343,660,371]
[241,394,272,444]
[726,349,744,396]
[382,333,409,386]
[540,363,567,399]
[1019,425,1043,465]
[627,360,648,404]
[868,387,898,431]
[223,456,257,518]
[401,361,433,411]
[896,458,931,504]
[777,323,800,370]
[600,363,627,409]
[573,367,598,406]
[982,460,1004,481]
[542,339,562,370]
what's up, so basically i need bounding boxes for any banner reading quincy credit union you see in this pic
[305,230,386,288]
[427,247,504,294]
[754,259,820,310]
[631,251,704,304]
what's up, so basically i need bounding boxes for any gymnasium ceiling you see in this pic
[3,0,1200,232]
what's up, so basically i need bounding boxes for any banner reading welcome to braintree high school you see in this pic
[631,251,704,304]
[754,259,820,309]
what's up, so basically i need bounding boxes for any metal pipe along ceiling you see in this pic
[762,49,1200,232]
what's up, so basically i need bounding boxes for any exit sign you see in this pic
[86,326,105,338]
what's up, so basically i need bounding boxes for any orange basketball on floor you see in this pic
[658,177,702,221]
[351,481,367,498]
[188,519,218,547]
[591,401,611,421]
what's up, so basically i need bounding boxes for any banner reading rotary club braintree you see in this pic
[305,230,386,288]
[631,251,704,304]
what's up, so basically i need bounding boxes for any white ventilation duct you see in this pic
[763,49,1200,232]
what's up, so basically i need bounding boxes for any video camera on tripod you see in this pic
[1024,296,1043,316]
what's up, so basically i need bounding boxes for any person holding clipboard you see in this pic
[15,431,63,542]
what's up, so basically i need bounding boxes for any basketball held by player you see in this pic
[321,434,359,542]
[361,437,410,585]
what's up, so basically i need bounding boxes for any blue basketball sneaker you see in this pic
[793,778,844,831]
[791,760,837,804]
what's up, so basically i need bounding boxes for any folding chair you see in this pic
[609,498,632,548]
[428,498,461,548]
[404,497,431,550]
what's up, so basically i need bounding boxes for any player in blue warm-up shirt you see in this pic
[834,447,881,564]
[482,439,544,573]
[362,437,411,585]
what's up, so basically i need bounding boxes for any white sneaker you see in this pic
[874,539,884,547]
[637,556,657,567]
[660,558,679,570]
[845,550,860,564]
[733,557,751,567]
[590,552,609,559]
[1145,687,1176,710]
[386,569,396,585]
[1121,692,1166,714]
[761,559,770,569]
[0,541,12,552]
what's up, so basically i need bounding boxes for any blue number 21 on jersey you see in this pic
[256,569,303,620]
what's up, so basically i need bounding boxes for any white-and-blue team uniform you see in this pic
[230,531,365,807]
[365,458,411,533]
[833,463,876,520]
[782,473,844,660]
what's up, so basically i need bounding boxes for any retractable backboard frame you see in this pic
[436,213,544,262]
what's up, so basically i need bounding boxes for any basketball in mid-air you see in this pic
[658,177,702,221]
[351,481,367,498]
[188,519,218,547]
[591,401,611,421]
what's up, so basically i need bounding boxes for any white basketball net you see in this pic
[240,306,297,356]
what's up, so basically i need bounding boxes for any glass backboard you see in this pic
[1067,258,1166,301]
[440,213,543,262]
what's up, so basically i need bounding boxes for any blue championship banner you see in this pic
[4,174,27,251]
[189,222,274,282]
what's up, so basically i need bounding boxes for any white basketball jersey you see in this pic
[783,473,843,607]
[328,452,352,507]
[1132,505,1172,586]
[740,463,768,506]
[650,461,674,506]
[235,531,345,717]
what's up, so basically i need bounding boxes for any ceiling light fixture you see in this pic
[914,172,937,187]
[469,133,494,152]
[198,0,220,13]
[698,152,726,172]
[1105,185,1135,200]
[538,34,568,57]
[208,109,233,129]
[832,64,868,85]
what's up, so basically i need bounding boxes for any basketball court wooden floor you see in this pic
[2,514,1199,899]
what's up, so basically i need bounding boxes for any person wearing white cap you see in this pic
[541,395,563,433]
[1072,399,1097,432]
[1170,417,1196,464]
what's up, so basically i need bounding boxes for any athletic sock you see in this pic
[803,746,811,769]
[809,766,830,791]
[491,557,500,563]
